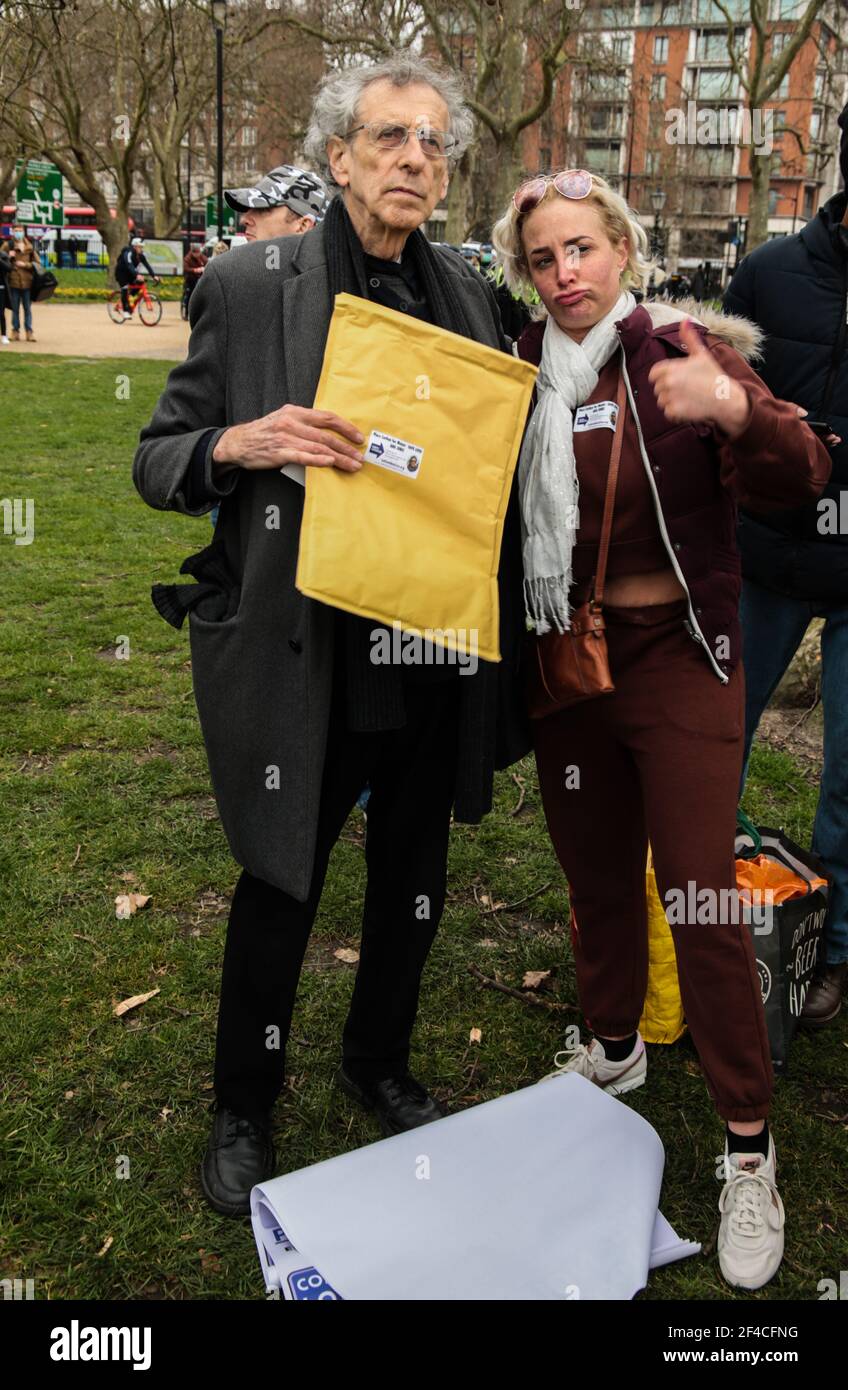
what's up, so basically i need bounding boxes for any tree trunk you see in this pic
[445,149,472,244]
[747,144,771,252]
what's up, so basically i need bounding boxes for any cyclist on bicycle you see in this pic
[115,236,158,319]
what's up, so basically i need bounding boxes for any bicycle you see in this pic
[107,275,163,326]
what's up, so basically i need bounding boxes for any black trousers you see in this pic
[213,676,462,1117]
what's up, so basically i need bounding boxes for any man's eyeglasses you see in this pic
[512,169,594,214]
[345,122,457,159]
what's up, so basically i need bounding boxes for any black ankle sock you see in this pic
[593,1031,638,1062]
[726,1119,769,1158]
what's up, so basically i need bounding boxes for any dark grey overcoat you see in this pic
[133,223,531,900]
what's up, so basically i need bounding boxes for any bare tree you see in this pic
[709,0,831,250]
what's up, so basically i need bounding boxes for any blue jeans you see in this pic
[740,577,848,964]
[9,286,32,333]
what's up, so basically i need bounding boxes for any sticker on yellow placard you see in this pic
[365,428,424,478]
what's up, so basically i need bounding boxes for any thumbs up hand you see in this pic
[648,318,752,439]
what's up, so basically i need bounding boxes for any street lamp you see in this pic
[650,186,666,261]
[211,1,227,244]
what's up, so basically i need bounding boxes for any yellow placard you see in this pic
[295,292,537,663]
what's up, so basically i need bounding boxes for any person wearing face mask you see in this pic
[6,225,41,342]
[492,170,831,1291]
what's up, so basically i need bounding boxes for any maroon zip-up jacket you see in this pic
[516,302,832,680]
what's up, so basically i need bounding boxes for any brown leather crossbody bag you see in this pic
[525,367,627,720]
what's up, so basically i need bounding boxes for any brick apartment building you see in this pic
[518,0,846,277]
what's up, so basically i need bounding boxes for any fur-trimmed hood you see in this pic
[641,297,764,363]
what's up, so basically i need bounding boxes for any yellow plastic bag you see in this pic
[639,848,686,1045]
[295,293,537,663]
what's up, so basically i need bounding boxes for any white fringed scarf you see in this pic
[518,290,636,634]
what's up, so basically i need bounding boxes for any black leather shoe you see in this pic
[335,1067,445,1136]
[200,1103,275,1217]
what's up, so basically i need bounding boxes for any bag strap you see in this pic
[592,355,628,609]
[736,808,763,859]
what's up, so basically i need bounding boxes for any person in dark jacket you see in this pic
[724,103,848,1027]
[492,168,830,1291]
[181,244,207,319]
[0,242,11,344]
[133,52,530,1219]
[115,236,157,318]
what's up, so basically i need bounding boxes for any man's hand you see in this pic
[648,318,752,439]
[212,405,366,472]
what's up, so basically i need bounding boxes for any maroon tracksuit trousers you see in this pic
[531,597,773,1122]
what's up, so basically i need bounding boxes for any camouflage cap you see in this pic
[224,164,330,220]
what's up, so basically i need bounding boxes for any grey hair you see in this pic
[302,50,475,187]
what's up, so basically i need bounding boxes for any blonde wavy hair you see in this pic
[491,172,653,313]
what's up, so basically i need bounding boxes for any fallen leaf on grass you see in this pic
[97,1236,114,1258]
[117,871,137,883]
[522,969,551,990]
[199,1249,221,1274]
[115,893,151,919]
[469,1027,482,1044]
[113,989,160,1018]
[334,948,359,965]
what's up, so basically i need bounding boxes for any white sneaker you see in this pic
[0,335,9,344]
[718,1132,785,1290]
[122,312,132,320]
[540,1033,647,1096]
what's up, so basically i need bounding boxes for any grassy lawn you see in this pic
[0,351,845,1303]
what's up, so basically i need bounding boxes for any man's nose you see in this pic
[398,134,427,172]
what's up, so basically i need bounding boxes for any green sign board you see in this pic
[15,159,63,226]
[205,196,237,238]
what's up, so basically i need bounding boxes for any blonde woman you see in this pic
[492,171,831,1290]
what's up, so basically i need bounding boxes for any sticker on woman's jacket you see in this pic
[573,401,618,432]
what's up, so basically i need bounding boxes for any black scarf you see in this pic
[324,193,472,339]
[322,194,475,733]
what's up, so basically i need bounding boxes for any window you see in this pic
[695,28,745,60]
[768,187,780,215]
[588,104,624,134]
[583,142,622,175]
[539,146,552,168]
[813,70,827,102]
[809,108,822,143]
[689,145,735,176]
[695,0,748,16]
[802,185,814,218]
[645,148,660,174]
[770,30,790,56]
[639,1,685,23]
[240,125,257,147]
[654,35,669,63]
[650,73,667,99]
[694,67,738,99]
[581,72,628,99]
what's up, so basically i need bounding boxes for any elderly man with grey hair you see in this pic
[133,51,529,1216]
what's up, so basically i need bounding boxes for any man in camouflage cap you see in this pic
[224,163,330,242]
